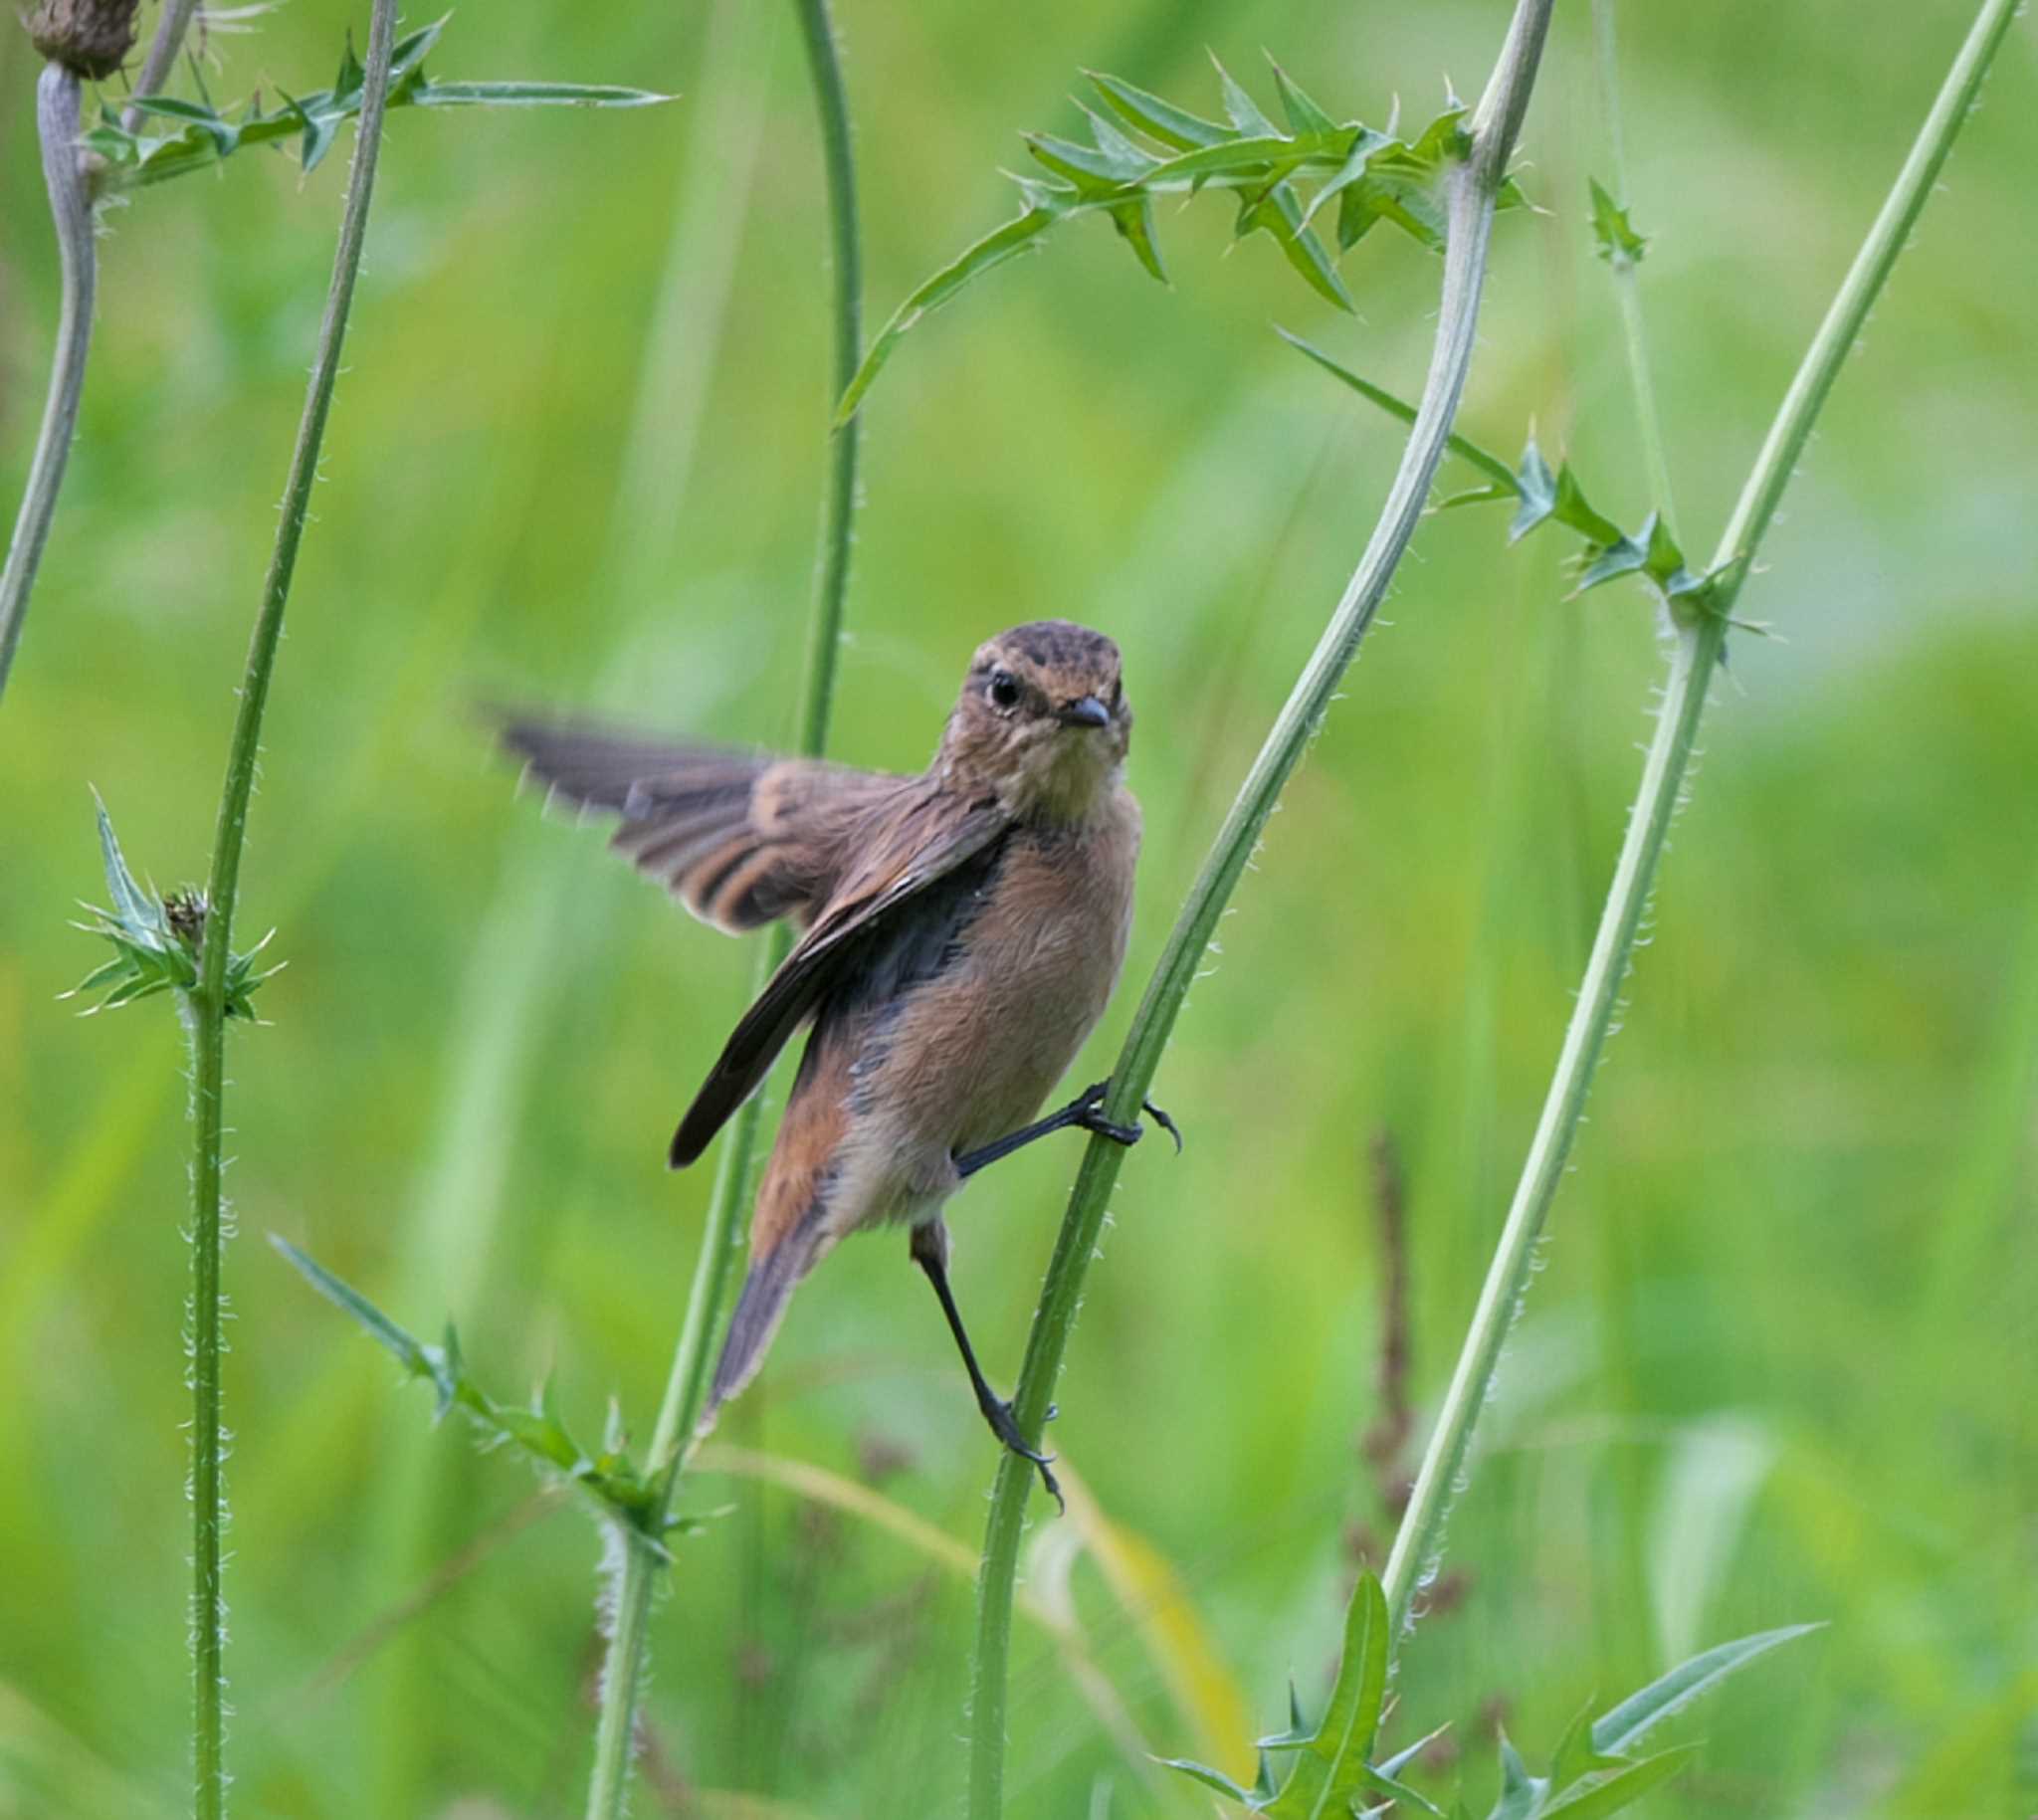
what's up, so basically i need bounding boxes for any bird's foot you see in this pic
[985,1395,1063,1515]
[1072,1080,1185,1154]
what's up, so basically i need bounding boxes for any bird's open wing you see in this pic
[500,715,905,933]
[669,785,1011,1166]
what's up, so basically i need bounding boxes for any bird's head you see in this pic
[938,620,1131,823]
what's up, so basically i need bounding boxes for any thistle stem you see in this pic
[184,1,401,1810]
[121,0,202,130]
[1379,0,2020,1646]
[963,4,1556,1813]
[581,3,863,1813]
[0,66,95,709]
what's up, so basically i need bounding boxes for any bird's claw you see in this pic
[1074,1080,1184,1155]
[1143,1098,1184,1154]
[986,1396,1064,1515]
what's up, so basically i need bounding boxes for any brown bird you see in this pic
[500,621,1173,1504]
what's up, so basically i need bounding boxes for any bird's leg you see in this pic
[910,1220,1063,1514]
[952,1080,1183,1180]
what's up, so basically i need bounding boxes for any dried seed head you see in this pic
[25,0,139,80]
[164,887,209,952]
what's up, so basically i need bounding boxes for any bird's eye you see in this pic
[1108,677,1122,708]
[988,670,1021,710]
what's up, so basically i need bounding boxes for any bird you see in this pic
[499,620,1175,1505]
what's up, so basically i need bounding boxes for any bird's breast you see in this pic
[856,787,1140,1164]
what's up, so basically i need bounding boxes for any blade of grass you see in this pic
[1378,0,2022,1645]
[964,4,1557,1813]
[183,0,402,1810]
[582,3,865,1813]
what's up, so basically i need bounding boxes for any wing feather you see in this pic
[668,789,1010,1165]
[499,714,902,933]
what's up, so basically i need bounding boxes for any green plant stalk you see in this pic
[184,0,401,1810]
[792,0,861,758]
[581,3,863,1813]
[964,3,1556,1813]
[1591,0,1677,525]
[1378,0,2020,1644]
[0,66,95,708]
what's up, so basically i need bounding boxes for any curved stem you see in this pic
[582,3,864,1813]
[963,5,1556,1813]
[1379,0,2019,1645]
[121,0,202,130]
[184,2,402,1811]
[0,66,95,709]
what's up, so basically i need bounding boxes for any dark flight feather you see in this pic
[498,716,901,934]
[668,790,1012,1165]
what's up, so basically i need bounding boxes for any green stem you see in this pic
[581,3,863,1813]
[1591,0,1677,525]
[184,1,401,1811]
[1379,0,2019,1645]
[0,66,95,709]
[792,0,861,759]
[964,4,1556,1813]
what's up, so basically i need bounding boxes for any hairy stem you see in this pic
[581,3,864,1813]
[964,4,1556,1813]
[0,66,95,708]
[120,0,201,130]
[184,1,401,1810]
[1379,0,2019,1645]
[791,0,861,759]
[1591,0,1677,524]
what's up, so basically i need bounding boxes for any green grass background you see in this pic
[1,2,2031,1815]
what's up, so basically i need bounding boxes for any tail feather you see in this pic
[698,1206,829,1436]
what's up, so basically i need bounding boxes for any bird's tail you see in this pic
[697,1203,830,1438]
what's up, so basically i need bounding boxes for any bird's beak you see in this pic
[1058,695,1111,729]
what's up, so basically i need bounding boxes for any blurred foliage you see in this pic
[0,1,2031,1817]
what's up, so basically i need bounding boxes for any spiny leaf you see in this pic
[270,1236,675,1534]
[1087,69,1226,149]
[1587,177,1647,267]
[1257,1678,1313,1750]
[1268,58,1338,137]
[1156,1756,1258,1804]
[1109,192,1168,284]
[95,14,668,193]
[1259,1570,1390,1816]
[1488,1732,1550,1820]
[92,790,167,948]
[1541,1745,1699,1818]
[68,797,278,1019]
[409,81,669,108]
[1548,1701,1618,1790]
[1211,52,1281,137]
[1278,329,1517,490]
[840,63,1528,421]
[1355,1759,1447,1818]
[1285,332,1727,613]
[1378,1722,1452,1780]
[1591,1625,1823,1758]
[836,203,1064,424]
